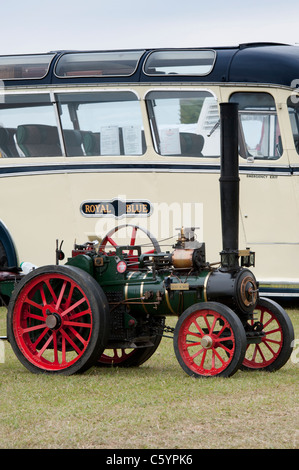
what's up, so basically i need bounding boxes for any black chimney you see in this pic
[219,102,240,270]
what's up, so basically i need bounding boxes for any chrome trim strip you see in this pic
[124,271,135,301]
[165,289,176,315]
[0,162,292,178]
[203,271,212,302]
[140,273,148,313]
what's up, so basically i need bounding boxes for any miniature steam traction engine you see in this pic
[0,104,295,377]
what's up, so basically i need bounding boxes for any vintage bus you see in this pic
[0,42,299,298]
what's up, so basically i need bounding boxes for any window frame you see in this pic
[143,49,216,77]
[0,54,55,81]
[287,95,299,155]
[0,91,64,158]
[229,91,283,161]
[55,89,146,157]
[54,51,145,78]
[144,88,220,158]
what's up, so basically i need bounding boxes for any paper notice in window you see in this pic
[160,128,181,155]
[100,126,120,155]
[123,126,142,155]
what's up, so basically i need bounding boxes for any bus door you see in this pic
[229,91,297,281]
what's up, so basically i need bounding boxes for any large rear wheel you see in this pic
[7,265,110,375]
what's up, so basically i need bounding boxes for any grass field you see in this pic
[0,305,298,450]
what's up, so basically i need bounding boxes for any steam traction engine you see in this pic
[1,104,295,377]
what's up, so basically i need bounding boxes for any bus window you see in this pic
[0,94,62,158]
[144,50,216,76]
[145,90,220,157]
[0,54,54,80]
[55,51,144,78]
[56,91,145,156]
[230,92,283,160]
[287,96,299,154]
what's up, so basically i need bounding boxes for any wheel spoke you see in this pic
[52,332,59,364]
[22,323,47,334]
[106,236,118,247]
[37,334,54,358]
[39,286,47,306]
[67,326,89,347]
[45,280,58,303]
[60,297,86,317]
[186,329,202,340]
[61,335,66,364]
[60,329,84,355]
[67,309,91,321]
[63,320,92,328]
[25,312,45,322]
[32,327,50,348]
[242,299,290,370]
[98,348,137,365]
[193,319,205,336]
[129,226,138,255]
[24,297,44,310]
[209,316,217,334]
[214,348,229,364]
[262,339,278,355]
[99,225,161,265]
[190,347,205,360]
[64,283,75,309]
[56,280,67,310]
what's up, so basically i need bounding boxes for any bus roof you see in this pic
[0,43,298,88]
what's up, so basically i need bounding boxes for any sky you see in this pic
[1,0,298,55]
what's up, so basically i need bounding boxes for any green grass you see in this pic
[0,306,298,449]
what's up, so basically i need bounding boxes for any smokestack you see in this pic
[219,102,240,270]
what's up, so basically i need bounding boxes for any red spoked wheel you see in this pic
[99,224,161,269]
[97,325,164,367]
[173,302,246,378]
[99,348,137,365]
[7,265,109,375]
[242,297,294,372]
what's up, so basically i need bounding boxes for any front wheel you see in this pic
[242,297,294,372]
[7,265,110,375]
[174,302,247,378]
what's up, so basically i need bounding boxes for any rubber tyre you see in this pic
[7,265,110,375]
[241,297,294,372]
[174,302,247,378]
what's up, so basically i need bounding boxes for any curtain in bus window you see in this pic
[56,91,145,157]
[287,96,299,154]
[0,94,62,158]
[145,90,220,158]
[229,92,283,160]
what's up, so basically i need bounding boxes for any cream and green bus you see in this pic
[0,43,299,298]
